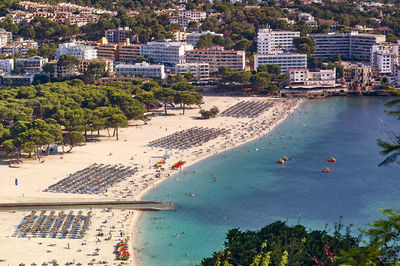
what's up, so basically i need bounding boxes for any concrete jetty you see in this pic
[0,200,177,211]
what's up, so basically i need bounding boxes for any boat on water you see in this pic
[276,159,285,165]
[322,167,330,173]
[282,156,288,161]
[328,157,336,162]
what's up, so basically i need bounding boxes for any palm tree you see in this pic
[377,90,400,167]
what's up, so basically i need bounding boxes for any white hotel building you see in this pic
[288,68,336,86]
[55,42,97,60]
[371,43,399,74]
[309,32,386,61]
[254,53,307,74]
[0,29,12,48]
[178,10,206,22]
[176,63,209,79]
[115,62,166,79]
[140,40,193,67]
[257,28,300,54]
[0,59,14,73]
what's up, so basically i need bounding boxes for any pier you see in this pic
[0,200,177,211]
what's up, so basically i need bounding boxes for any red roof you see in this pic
[289,68,308,71]
[187,50,243,53]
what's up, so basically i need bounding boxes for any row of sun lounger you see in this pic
[148,126,229,150]
[219,101,272,118]
[15,210,92,239]
[44,164,135,194]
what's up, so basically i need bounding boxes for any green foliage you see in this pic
[154,87,176,115]
[338,208,400,265]
[218,65,286,94]
[57,54,79,67]
[199,106,219,119]
[202,221,360,266]
[293,37,316,55]
[197,34,225,49]
[0,81,154,160]
[376,88,400,166]
[63,131,85,152]
[0,17,79,40]
[84,61,107,83]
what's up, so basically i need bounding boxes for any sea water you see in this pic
[136,97,400,266]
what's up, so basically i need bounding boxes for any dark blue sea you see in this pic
[136,97,400,266]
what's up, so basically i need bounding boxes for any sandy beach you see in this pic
[0,96,303,265]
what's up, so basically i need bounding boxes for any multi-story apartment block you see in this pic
[64,14,99,26]
[105,27,130,43]
[0,29,12,48]
[170,17,191,28]
[298,13,317,26]
[1,39,38,57]
[0,73,35,86]
[371,43,399,74]
[288,68,336,86]
[79,59,114,75]
[254,53,307,74]
[185,49,245,73]
[140,40,193,67]
[173,31,189,41]
[96,38,118,60]
[340,61,381,91]
[176,63,210,79]
[46,61,78,78]
[309,32,386,61]
[178,10,206,22]
[15,56,48,73]
[117,42,140,62]
[115,62,166,79]
[56,42,97,60]
[19,1,115,16]
[257,28,300,54]
[15,1,111,26]
[0,59,14,73]
[186,31,223,47]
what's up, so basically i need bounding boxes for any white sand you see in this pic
[0,96,303,265]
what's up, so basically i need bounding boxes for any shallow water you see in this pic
[136,97,400,266]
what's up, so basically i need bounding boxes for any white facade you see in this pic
[115,62,166,79]
[16,56,48,73]
[371,43,399,74]
[289,68,336,86]
[0,59,14,73]
[257,28,300,54]
[105,27,130,43]
[55,42,97,60]
[1,39,38,57]
[298,13,317,26]
[309,32,386,61]
[186,31,223,47]
[254,53,307,74]
[288,68,308,84]
[140,40,193,66]
[0,29,12,48]
[176,63,209,79]
[170,17,191,28]
[178,10,206,22]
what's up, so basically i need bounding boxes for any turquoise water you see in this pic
[136,97,400,266]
